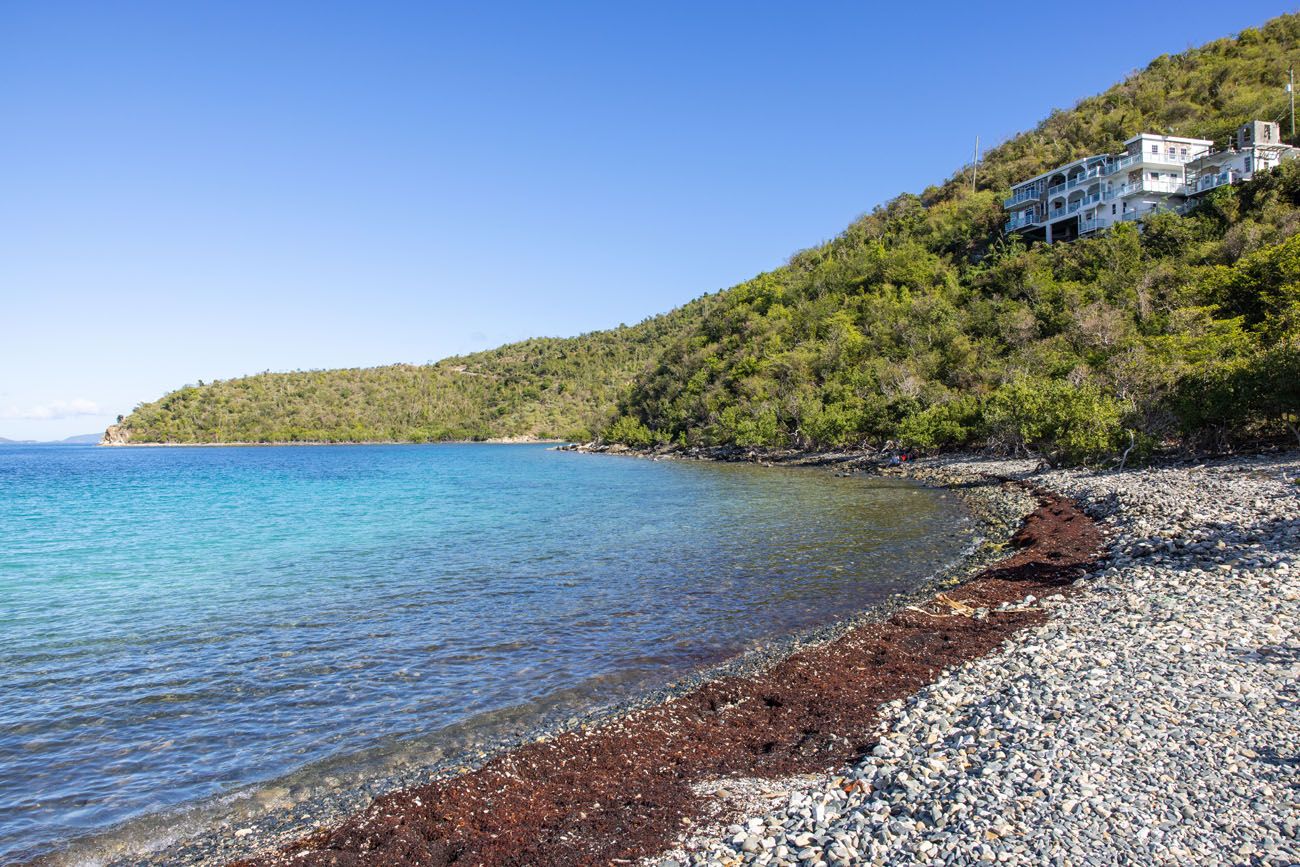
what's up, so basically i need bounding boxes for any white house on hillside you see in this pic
[1185,120,1294,195]
[1004,120,1297,243]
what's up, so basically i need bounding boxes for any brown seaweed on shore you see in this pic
[234,486,1101,867]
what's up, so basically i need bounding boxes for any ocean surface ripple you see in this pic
[0,443,973,863]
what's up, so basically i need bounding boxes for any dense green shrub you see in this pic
[984,379,1127,466]
[605,415,656,448]
[897,396,984,451]
[1173,340,1300,445]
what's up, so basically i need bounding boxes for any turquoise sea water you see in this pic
[0,443,974,863]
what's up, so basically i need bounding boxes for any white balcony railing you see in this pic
[1078,218,1104,233]
[1004,210,1040,231]
[1195,170,1241,192]
[1112,148,1207,173]
[1111,152,1143,172]
[1046,182,1068,197]
[1118,205,1177,222]
[1003,186,1041,208]
[1063,192,1104,215]
[1065,165,1109,190]
[1116,178,1186,196]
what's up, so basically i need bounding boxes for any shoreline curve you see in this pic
[220,462,1101,867]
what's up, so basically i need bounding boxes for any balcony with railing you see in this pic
[1044,205,1065,221]
[1111,152,1144,172]
[1193,170,1241,193]
[1111,148,1207,173]
[1078,217,1105,234]
[1004,209,1041,232]
[1056,192,1105,217]
[1064,165,1109,190]
[1118,204,1177,222]
[1116,177,1186,197]
[1003,186,1041,208]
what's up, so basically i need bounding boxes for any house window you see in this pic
[1245,155,1253,172]
[1151,144,1159,154]
[1264,126,1273,141]
[1112,204,1117,215]
[1180,148,1188,158]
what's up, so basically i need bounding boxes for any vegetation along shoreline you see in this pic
[96,435,569,447]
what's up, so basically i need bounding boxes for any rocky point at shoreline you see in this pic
[650,452,1300,866]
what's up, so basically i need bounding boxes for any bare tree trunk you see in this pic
[1118,430,1136,471]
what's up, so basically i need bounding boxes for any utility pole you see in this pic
[1290,64,1296,141]
[971,136,980,192]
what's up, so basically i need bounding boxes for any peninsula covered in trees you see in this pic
[113,14,1300,464]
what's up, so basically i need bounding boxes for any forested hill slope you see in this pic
[114,299,713,443]
[116,14,1300,457]
[607,14,1300,462]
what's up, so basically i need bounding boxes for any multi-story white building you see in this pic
[1003,120,1297,243]
[1184,120,1294,195]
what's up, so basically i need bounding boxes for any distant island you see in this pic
[2,433,103,445]
[108,15,1300,466]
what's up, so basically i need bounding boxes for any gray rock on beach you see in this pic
[654,453,1300,866]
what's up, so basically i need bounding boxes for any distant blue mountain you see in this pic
[0,434,100,444]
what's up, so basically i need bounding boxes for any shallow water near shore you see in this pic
[0,443,975,864]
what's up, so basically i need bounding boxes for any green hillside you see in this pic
[117,14,1300,460]
[608,15,1300,462]
[117,300,712,443]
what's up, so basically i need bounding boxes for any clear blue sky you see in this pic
[1,0,1293,439]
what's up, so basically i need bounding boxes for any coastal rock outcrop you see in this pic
[100,424,130,446]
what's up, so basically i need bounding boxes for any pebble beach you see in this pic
[652,452,1300,867]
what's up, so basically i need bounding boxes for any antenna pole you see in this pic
[972,136,980,192]
[1291,64,1296,140]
